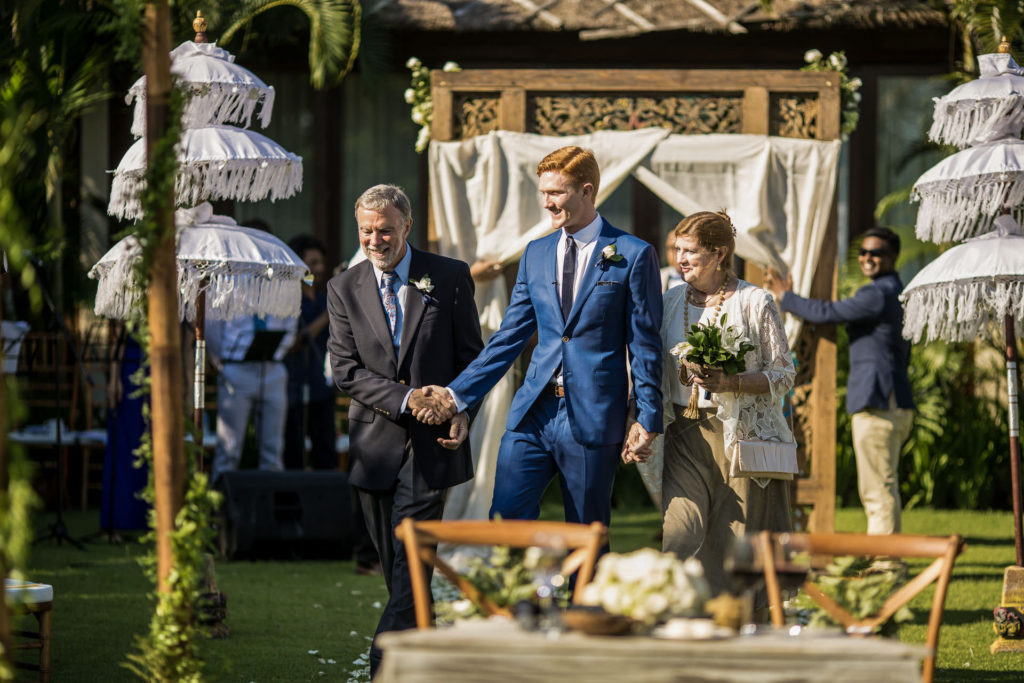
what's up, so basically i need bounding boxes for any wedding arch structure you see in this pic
[429,68,842,533]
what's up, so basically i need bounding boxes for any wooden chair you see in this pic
[4,578,53,683]
[758,531,965,683]
[395,519,608,629]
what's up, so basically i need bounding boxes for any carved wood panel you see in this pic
[771,93,820,139]
[453,93,501,139]
[526,94,743,135]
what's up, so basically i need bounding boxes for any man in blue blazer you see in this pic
[422,146,663,528]
[766,227,915,535]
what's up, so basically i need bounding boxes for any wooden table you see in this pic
[377,620,928,683]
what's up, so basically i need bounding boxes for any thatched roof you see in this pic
[366,0,947,38]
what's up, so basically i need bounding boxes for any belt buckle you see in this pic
[553,385,565,398]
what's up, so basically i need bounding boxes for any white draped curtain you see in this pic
[430,129,841,530]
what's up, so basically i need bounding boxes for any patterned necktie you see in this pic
[380,271,398,339]
[561,237,577,321]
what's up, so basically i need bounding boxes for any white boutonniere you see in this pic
[598,244,624,267]
[410,274,434,293]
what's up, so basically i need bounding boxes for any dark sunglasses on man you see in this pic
[857,247,890,258]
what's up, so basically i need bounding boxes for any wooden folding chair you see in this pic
[394,519,608,629]
[758,531,965,683]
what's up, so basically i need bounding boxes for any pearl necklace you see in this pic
[683,277,729,333]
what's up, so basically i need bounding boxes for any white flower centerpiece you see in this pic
[579,548,711,627]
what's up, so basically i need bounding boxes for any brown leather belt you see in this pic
[549,384,565,398]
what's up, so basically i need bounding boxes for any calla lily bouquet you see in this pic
[669,313,754,376]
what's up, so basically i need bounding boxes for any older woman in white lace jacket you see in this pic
[639,211,796,597]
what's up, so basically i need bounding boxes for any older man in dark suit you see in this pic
[327,184,483,675]
[766,226,914,536]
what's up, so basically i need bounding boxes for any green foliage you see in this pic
[790,556,913,635]
[217,0,361,89]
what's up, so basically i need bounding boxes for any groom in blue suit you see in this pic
[428,146,663,527]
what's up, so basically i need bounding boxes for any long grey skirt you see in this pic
[662,404,792,597]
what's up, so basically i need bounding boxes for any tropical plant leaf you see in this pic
[219,0,361,89]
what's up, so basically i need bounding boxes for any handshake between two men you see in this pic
[408,386,468,451]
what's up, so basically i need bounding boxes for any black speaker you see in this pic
[217,470,354,560]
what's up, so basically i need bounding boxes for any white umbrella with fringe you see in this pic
[89,202,311,432]
[930,52,1024,149]
[107,125,302,221]
[912,137,1024,243]
[126,40,275,138]
[901,214,1024,565]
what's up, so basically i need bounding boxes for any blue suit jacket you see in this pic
[449,219,663,447]
[779,272,914,414]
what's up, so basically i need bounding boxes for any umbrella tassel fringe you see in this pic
[929,96,1024,148]
[903,280,1024,343]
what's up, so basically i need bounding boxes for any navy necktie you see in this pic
[561,237,577,321]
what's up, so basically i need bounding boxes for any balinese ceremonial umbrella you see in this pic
[902,215,1024,564]
[930,52,1024,149]
[107,125,302,221]
[912,137,1024,243]
[126,40,275,138]
[89,202,310,432]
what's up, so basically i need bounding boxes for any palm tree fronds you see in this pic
[219,0,361,89]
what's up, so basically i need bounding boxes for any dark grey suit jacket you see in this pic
[779,272,914,415]
[326,247,483,491]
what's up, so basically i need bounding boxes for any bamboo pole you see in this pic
[1006,314,1022,567]
[144,0,185,594]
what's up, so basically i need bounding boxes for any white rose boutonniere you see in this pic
[411,274,434,293]
[410,274,436,304]
[598,244,624,268]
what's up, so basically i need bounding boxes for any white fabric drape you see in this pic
[428,128,840,521]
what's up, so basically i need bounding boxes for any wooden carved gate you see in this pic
[431,69,841,533]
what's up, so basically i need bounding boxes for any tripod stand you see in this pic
[31,261,86,550]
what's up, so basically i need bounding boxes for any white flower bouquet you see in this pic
[579,549,711,626]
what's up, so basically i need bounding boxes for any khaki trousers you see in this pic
[851,394,915,535]
[662,405,792,597]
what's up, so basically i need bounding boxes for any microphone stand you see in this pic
[32,262,85,550]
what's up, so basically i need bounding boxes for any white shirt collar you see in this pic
[561,213,602,247]
[371,243,412,287]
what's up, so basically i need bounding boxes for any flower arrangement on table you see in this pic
[433,545,569,625]
[670,312,755,418]
[578,548,712,626]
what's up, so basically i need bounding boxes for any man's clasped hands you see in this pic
[408,386,468,450]
[408,385,656,464]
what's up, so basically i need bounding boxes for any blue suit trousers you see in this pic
[489,392,620,526]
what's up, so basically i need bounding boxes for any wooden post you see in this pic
[144,0,185,594]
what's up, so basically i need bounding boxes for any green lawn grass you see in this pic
[14,506,1024,682]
